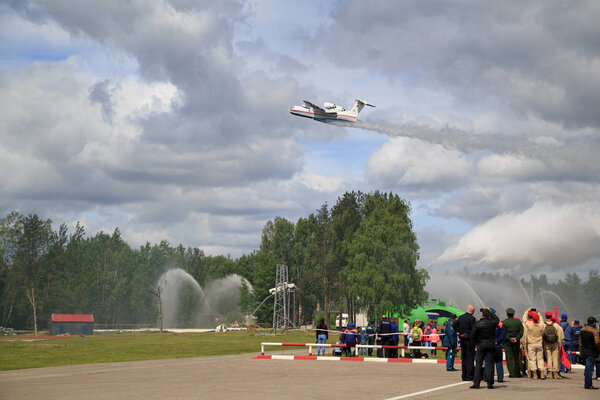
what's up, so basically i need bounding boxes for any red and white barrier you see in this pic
[260,342,460,357]
[256,342,585,369]
[253,354,466,363]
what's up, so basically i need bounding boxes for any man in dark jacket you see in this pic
[377,315,392,358]
[341,323,358,357]
[470,308,499,389]
[503,307,524,378]
[390,319,399,358]
[559,314,573,373]
[456,305,476,381]
[442,314,458,371]
[484,308,506,383]
[579,317,600,390]
[366,321,375,356]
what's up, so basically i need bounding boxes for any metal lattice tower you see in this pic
[272,264,297,330]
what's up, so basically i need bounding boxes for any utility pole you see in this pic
[150,282,165,333]
[25,288,37,336]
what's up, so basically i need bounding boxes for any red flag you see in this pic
[561,343,572,369]
[555,306,571,370]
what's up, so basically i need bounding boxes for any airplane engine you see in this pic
[323,102,336,109]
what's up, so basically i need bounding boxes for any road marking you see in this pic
[383,381,470,400]
[364,358,388,363]
[271,355,294,360]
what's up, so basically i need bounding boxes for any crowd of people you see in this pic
[315,307,600,390]
[444,305,600,390]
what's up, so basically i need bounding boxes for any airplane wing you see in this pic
[303,100,326,113]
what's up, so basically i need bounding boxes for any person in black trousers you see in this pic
[470,308,500,389]
[456,305,476,381]
[377,315,392,358]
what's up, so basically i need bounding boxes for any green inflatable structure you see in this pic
[390,299,463,326]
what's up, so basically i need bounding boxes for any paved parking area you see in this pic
[0,354,597,399]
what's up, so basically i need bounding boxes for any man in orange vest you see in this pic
[341,323,358,357]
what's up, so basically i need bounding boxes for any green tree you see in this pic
[346,192,428,318]
[4,214,52,329]
[329,192,364,326]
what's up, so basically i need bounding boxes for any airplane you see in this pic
[289,99,375,123]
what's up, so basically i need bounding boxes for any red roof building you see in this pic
[49,314,94,335]
[50,314,94,323]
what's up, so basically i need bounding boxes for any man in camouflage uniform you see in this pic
[503,307,524,378]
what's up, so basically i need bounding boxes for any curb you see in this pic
[254,355,477,364]
[253,355,585,370]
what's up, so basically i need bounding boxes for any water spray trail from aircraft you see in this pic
[342,120,533,155]
[333,119,600,179]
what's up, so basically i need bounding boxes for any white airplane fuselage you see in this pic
[289,105,357,122]
[289,99,374,123]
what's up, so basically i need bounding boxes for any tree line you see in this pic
[0,191,429,330]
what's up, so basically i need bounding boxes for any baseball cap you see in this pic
[506,308,515,315]
[489,308,496,314]
[588,316,598,325]
[532,313,539,322]
[545,311,553,318]
[561,314,568,319]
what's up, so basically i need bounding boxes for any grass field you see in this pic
[0,330,313,371]
[0,331,448,371]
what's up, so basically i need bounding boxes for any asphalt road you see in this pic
[0,354,597,399]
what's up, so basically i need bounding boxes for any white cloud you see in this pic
[366,137,472,189]
[434,201,600,269]
[2,0,600,272]
[477,154,547,181]
[296,173,345,192]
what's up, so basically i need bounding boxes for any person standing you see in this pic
[572,320,582,364]
[522,308,545,379]
[377,315,392,358]
[456,305,476,381]
[443,314,458,371]
[403,319,410,347]
[559,314,573,373]
[411,320,423,358]
[359,327,368,356]
[470,308,499,389]
[579,316,600,390]
[366,320,375,356]
[390,319,399,358]
[316,318,328,356]
[503,307,524,378]
[543,311,564,379]
[430,325,440,356]
[484,308,505,383]
[424,323,433,355]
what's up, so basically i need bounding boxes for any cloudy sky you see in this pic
[2,0,600,278]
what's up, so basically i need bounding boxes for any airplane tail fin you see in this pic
[349,99,375,117]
